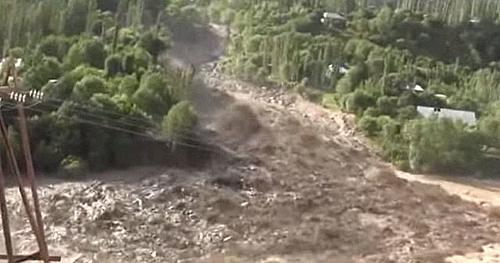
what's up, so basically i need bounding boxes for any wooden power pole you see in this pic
[0,59,61,262]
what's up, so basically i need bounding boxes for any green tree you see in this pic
[60,155,89,177]
[344,89,375,114]
[119,75,139,97]
[358,116,379,136]
[375,6,394,34]
[72,75,108,101]
[162,101,197,142]
[24,56,62,89]
[132,72,174,117]
[65,38,107,69]
[105,54,123,76]
[38,35,72,61]
[64,0,90,36]
[376,96,398,116]
[138,30,170,61]
[96,0,120,12]
[404,118,485,173]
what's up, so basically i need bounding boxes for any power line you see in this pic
[44,97,155,126]
[5,90,212,150]
[39,100,158,132]
[1,101,219,153]
[40,98,208,140]
[34,100,206,146]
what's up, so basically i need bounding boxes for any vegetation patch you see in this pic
[0,0,207,174]
[206,0,500,175]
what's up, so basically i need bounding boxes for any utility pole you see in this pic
[0,59,60,262]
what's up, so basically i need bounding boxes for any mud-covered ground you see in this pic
[3,25,500,263]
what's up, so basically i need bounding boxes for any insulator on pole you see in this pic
[22,94,26,103]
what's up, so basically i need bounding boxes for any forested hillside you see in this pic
[204,0,500,175]
[0,0,203,175]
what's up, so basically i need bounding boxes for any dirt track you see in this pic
[3,25,500,262]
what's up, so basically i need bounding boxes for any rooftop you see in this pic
[323,12,346,21]
[417,106,477,125]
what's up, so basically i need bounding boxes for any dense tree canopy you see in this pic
[0,0,203,174]
[211,0,500,175]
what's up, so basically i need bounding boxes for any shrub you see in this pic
[60,155,89,178]
[345,90,375,114]
[133,72,173,116]
[24,56,62,89]
[63,0,89,36]
[105,54,123,76]
[397,105,418,120]
[364,107,381,117]
[119,75,139,97]
[404,118,486,173]
[376,115,393,129]
[322,93,338,110]
[162,101,197,142]
[72,75,108,101]
[138,30,170,61]
[65,38,107,69]
[38,35,71,61]
[358,116,379,136]
[376,96,398,116]
[9,47,23,58]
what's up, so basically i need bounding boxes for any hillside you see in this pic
[1,1,500,262]
[206,0,500,176]
[1,24,499,263]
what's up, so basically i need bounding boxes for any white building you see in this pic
[0,58,23,69]
[323,12,346,21]
[416,106,477,125]
[404,84,424,92]
[321,12,347,27]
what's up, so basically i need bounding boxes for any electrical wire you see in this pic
[33,94,206,143]
[1,101,220,153]
[44,97,155,126]
[39,99,159,132]
[4,91,210,149]
[38,98,210,140]
[34,100,206,146]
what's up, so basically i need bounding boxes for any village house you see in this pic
[320,12,347,28]
[416,106,477,125]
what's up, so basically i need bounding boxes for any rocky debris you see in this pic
[6,168,262,262]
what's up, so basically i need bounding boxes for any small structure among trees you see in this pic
[416,106,477,125]
[320,12,347,28]
[404,84,424,93]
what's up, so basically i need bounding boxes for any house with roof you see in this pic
[327,63,349,75]
[320,12,347,28]
[416,106,477,125]
[404,84,424,93]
